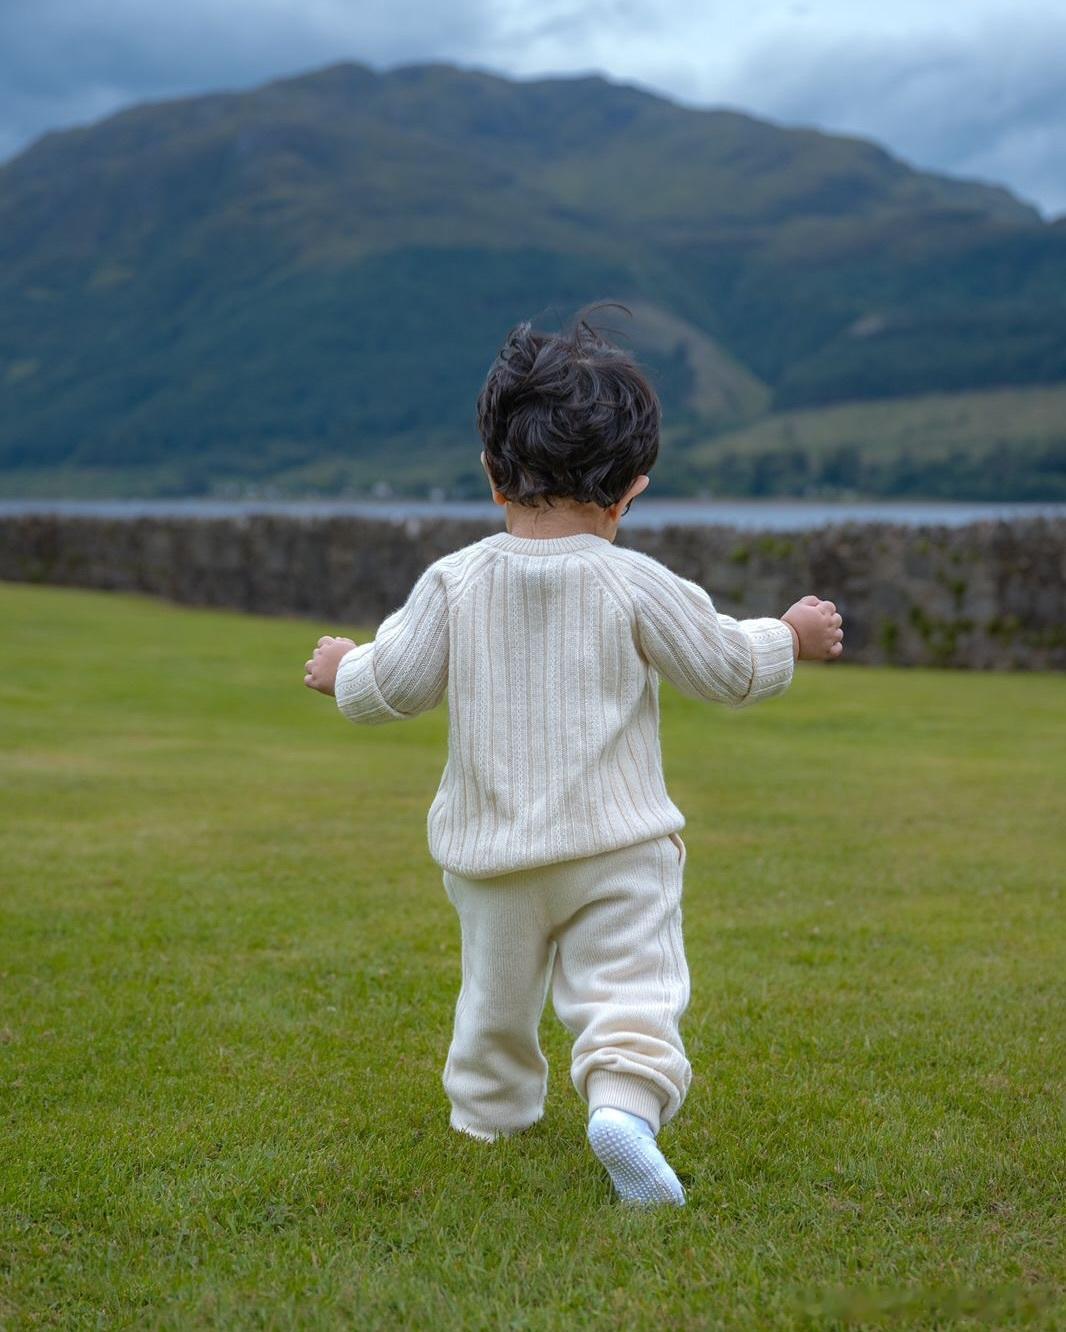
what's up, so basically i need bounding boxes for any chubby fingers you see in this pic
[304,643,326,682]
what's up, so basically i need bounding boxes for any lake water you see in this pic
[0,497,1063,531]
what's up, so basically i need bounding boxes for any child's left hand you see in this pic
[304,635,358,696]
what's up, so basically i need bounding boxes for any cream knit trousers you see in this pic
[441,830,692,1139]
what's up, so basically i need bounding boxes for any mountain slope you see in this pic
[1,59,1064,498]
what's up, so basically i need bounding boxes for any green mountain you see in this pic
[1,59,1064,500]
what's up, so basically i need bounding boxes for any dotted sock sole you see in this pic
[587,1112,686,1207]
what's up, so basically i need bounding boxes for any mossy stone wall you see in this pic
[2,514,1062,669]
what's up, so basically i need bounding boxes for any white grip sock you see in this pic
[587,1106,686,1206]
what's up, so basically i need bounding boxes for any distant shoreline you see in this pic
[1,497,1064,532]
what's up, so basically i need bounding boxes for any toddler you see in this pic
[303,306,844,1207]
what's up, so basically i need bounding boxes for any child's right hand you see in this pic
[781,595,844,661]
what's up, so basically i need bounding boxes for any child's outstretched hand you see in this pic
[781,596,844,661]
[304,635,358,696]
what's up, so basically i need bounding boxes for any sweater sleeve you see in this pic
[334,562,449,725]
[633,564,795,709]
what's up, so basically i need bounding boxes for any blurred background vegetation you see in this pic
[2,61,1065,501]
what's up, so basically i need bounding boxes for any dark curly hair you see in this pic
[475,302,660,511]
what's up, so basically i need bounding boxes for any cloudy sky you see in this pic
[2,0,1063,219]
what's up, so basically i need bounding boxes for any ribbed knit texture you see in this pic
[335,529,795,880]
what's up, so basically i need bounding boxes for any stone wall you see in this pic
[2,513,1063,669]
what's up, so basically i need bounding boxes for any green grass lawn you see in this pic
[1,580,1063,1330]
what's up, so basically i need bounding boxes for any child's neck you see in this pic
[504,502,618,543]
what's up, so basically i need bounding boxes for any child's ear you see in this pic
[481,451,507,506]
[616,475,651,515]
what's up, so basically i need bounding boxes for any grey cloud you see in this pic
[718,14,1066,218]
[495,0,659,48]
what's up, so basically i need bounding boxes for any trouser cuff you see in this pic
[449,1109,543,1142]
[586,1071,664,1134]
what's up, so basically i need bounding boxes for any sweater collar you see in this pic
[480,531,615,555]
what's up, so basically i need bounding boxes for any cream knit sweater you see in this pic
[335,530,795,880]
